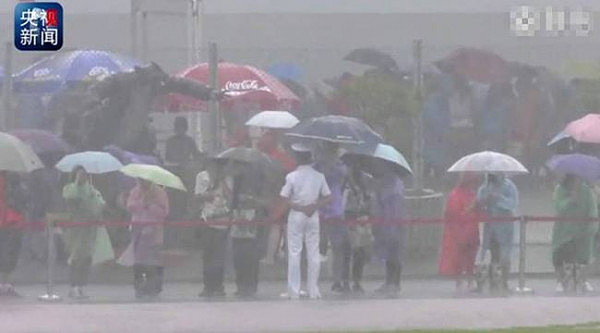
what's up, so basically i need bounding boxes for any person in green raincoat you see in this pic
[62,166,110,299]
[552,173,598,293]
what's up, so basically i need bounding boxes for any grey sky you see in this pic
[2,0,600,14]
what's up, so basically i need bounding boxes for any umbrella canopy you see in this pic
[344,48,399,71]
[167,62,300,112]
[215,147,274,166]
[9,129,70,154]
[286,115,383,145]
[56,151,123,174]
[0,132,43,173]
[120,164,186,191]
[245,111,299,129]
[342,143,412,177]
[435,47,511,84]
[546,154,600,182]
[564,113,600,144]
[447,151,529,174]
[13,49,142,93]
[267,63,302,81]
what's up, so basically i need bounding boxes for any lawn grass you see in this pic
[334,323,600,333]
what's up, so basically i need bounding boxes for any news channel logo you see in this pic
[510,6,592,37]
[14,2,63,51]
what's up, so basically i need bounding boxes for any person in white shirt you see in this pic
[280,143,331,299]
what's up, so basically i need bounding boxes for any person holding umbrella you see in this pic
[280,144,331,299]
[546,154,600,292]
[475,173,519,294]
[369,159,406,296]
[123,178,169,300]
[118,164,178,300]
[551,174,598,293]
[194,160,230,298]
[62,166,108,299]
[314,141,351,293]
[226,159,271,298]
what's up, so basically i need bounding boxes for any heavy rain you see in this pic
[1,0,600,332]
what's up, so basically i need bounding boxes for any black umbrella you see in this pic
[286,115,383,145]
[344,48,399,71]
[212,147,285,180]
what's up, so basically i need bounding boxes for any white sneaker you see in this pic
[555,282,564,293]
[309,293,322,300]
[280,292,300,300]
[319,254,329,263]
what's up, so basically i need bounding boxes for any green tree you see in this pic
[334,72,418,159]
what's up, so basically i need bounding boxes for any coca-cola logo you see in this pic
[224,80,271,93]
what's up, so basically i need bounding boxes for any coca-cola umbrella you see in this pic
[167,62,300,112]
[434,47,512,84]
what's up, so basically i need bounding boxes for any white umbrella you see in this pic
[447,151,529,174]
[245,110,299,129]
[0,132,43,173]
[56,151,123,174]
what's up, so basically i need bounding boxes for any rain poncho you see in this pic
[62,182,108,263]
[551,182,598,264]
[370,172,405,261]
[476,177,518,264]
[121,184,169,266]
[439,175,481,276]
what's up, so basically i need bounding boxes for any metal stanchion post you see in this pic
[514,215,534,294]
[38,219,61,302]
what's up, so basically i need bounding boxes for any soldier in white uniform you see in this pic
[280,144,331,299]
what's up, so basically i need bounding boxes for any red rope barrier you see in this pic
[3,215,599,230]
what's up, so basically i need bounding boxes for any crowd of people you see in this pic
[0,115,598,302]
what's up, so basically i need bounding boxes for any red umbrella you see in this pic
[167,62,300,112]
[435,48,511,84]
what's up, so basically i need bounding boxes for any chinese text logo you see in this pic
[14,2,63,51]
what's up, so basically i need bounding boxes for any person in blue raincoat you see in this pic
[369,160,406,296]
[475,173,519,293]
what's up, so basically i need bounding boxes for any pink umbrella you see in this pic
[565,113,600,144]
[166,62,300,112]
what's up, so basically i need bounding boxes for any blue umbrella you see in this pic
[56,151,124,174]
[14,50,143,93]
[286,115,383,145]
[342,143,412,177]
[546,153,600,182]
[267,63,302,81]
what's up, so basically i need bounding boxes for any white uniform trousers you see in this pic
[287,210,321,298]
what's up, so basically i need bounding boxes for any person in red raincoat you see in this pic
[439,173,481,293]
[257,130,296,264]
[257,130,296,173]
[0,171,28,297]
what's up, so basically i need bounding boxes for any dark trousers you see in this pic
[201,227,228,293]
[352,247,367,284]
[553,240,580,268]
[133,264,164,297]
[0,229,22,274]
[232,237,260,296]
[69,257,92,287]
[385,259,401,287]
